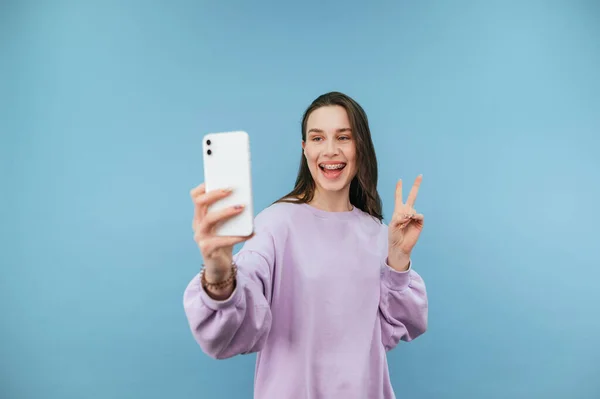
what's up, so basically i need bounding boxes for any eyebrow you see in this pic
[307,128,352,134]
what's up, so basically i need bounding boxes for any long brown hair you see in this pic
[276,91,383,221]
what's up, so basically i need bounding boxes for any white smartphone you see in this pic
[202,131,254,237]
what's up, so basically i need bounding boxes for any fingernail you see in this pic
[222,188,233,193]
[234,204,245,210]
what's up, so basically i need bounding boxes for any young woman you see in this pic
[184,92,428,399]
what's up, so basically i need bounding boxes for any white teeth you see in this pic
[321,164,345,170]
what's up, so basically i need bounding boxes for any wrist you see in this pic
[203,257,234,281]
[387,252,411,271]
[201,261,237,299]
[203,268,230,283]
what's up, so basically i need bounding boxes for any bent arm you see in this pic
[379,261,428,351]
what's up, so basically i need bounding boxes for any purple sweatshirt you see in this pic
[183,202,428,398]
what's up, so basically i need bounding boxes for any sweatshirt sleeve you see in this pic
[182,214,276,360]
[377,225,429,351]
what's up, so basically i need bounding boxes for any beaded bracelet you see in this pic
[200,262,237,290]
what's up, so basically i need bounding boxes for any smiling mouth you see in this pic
[319,163,346,171]
[318,162,347,180]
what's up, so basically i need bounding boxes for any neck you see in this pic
[309,186,353,212]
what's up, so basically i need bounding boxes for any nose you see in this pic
[323,139,340,157]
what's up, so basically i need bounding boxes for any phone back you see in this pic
[202,131,254,237]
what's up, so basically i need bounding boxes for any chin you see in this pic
[317,180,349,193]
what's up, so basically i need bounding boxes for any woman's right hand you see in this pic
[190,183,253,297]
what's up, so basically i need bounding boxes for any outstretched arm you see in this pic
[183,244,274,359]
[183,195,277,360]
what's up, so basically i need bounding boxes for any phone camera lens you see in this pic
[207,149,212,155]
[206,140,211,145]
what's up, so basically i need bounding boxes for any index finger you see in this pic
[395,179,403,208]
[193,187,234,228]
[406,174,422,208]
[190,183,206,199]
[191,183,206,228]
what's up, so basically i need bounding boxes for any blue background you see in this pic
[2,1,599,398]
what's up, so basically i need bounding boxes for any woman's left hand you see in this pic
[388,175,424,271]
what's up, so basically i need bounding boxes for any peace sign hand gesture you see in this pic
[388,175,425,271]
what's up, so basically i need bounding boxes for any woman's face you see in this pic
[302,105,357,195]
